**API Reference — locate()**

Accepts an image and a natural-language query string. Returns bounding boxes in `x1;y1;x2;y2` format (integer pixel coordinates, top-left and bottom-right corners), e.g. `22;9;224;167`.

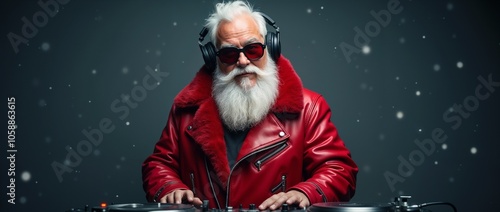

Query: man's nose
236;52;250;67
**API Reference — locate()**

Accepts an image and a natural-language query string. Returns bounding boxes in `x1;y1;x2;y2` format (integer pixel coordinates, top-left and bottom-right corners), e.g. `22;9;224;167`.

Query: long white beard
213;55;279;131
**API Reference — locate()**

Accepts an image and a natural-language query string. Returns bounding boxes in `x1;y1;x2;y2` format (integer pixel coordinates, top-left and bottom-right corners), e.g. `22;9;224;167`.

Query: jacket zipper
153;184;167;202
190;173;196;196
271;175;287;193
254;141;288;171
226;139;288;208
311;182;328;202
205;156;222;209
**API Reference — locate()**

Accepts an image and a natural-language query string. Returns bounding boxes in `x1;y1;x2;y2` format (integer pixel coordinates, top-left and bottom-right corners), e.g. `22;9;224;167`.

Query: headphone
198;12;281;72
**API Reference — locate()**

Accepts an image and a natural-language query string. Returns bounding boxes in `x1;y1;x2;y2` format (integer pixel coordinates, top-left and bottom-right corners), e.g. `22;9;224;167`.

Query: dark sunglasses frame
216;43;266;64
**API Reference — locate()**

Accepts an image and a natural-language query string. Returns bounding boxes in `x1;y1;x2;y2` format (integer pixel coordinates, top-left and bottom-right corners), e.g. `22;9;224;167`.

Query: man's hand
258;190;310;210
160;189;203;205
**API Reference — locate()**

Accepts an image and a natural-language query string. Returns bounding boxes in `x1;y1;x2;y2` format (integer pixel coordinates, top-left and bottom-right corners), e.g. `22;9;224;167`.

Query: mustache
215;65;273;84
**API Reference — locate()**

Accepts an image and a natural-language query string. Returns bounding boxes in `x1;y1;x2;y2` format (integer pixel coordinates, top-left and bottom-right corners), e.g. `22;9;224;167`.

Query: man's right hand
160;189;203;205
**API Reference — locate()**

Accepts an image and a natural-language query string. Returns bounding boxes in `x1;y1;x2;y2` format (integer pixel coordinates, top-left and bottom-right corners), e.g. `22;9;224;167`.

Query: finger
184;190;194;202
173;190;185;204
285;194;299;205
259;193;282;210
298;199;310;209
160;195;167;203
193;197;203;206
285;195;307;208
285;191;309;209
270;193;289;210
166;192;175;203
261;192;288;210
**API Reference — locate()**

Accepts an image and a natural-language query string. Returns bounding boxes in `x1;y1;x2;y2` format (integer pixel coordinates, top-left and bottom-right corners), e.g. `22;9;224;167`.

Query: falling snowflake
396;111;404;119
20;196;27;204
41;42;50;51
362;45;371;54
433;64;440;71
122;67;129;74
21;171;31;182
447;3;454;11
470;147;477;154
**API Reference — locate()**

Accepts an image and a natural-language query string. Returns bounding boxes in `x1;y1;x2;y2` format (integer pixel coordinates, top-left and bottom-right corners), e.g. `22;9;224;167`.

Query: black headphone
198;12;281;72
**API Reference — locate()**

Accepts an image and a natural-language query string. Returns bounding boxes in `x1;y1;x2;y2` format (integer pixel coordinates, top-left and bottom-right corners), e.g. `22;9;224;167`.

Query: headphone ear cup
200;42;217;72
266;32;281;62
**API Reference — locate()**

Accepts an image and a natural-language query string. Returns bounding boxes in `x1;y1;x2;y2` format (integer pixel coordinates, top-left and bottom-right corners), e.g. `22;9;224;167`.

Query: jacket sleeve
142;105;189;202
289;94;358;203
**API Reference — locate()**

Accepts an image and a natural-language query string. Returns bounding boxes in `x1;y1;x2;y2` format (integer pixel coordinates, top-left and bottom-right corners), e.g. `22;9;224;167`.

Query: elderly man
142;1;357;210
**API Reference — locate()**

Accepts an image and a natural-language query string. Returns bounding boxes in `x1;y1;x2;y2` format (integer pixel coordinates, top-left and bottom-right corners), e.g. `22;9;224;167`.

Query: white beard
213;55;279;131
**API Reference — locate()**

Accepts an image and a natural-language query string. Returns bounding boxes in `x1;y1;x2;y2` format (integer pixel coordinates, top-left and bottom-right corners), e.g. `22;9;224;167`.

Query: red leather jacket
142;56;358;208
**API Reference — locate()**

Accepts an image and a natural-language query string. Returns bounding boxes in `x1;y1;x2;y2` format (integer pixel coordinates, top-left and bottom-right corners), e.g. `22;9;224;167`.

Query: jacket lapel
237;113;290;161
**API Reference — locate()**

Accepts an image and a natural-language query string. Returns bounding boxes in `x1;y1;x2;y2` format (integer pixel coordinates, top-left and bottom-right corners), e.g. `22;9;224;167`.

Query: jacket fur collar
172;56;304;186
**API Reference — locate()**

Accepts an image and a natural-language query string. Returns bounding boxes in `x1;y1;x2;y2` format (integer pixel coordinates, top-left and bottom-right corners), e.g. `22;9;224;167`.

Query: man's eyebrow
244;38;260;45
220;43;237;48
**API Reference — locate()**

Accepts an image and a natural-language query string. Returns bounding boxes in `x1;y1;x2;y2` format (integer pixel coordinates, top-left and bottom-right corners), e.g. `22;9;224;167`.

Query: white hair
205;0;267;47
212;53;279;131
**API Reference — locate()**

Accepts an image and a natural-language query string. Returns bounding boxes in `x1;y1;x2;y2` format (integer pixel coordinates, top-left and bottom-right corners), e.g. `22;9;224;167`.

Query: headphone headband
259;12;279;33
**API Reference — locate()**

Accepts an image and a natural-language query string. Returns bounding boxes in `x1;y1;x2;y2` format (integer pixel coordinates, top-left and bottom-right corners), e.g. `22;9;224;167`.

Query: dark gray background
2;0;499;211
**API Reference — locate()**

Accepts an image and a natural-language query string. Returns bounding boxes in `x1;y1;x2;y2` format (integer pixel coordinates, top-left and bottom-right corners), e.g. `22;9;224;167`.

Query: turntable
96;203;196;212
83;201;304;212
308;202;395;212
307;196;457;212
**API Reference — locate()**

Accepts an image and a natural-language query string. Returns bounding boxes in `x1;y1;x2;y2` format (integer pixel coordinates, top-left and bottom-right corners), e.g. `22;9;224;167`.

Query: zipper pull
281;175;286;192
256;161;262;171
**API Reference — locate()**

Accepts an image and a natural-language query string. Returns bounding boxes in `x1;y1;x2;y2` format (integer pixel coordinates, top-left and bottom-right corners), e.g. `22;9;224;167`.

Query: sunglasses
216;43;266;64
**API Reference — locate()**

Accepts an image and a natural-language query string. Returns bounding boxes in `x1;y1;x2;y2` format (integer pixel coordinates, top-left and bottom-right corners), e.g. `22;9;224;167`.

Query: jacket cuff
289;182;327;204
152;181;189;202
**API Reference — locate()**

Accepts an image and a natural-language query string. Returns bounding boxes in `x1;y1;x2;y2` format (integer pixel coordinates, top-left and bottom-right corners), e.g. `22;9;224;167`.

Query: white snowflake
470;147;477;154
396;111;404;119
433;64;440;71
41;42;50;51
362;45;371;54
21;171;31;182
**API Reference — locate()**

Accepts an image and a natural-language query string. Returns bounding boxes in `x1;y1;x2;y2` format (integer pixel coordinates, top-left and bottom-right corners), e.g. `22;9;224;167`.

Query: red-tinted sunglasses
216;43;266;64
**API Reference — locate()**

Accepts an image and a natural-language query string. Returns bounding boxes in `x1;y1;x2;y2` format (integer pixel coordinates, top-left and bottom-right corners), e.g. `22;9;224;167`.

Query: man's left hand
258;190;310;210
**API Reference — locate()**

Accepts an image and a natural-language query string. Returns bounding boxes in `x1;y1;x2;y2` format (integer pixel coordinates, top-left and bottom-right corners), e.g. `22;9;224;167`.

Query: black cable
418;201;458;212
